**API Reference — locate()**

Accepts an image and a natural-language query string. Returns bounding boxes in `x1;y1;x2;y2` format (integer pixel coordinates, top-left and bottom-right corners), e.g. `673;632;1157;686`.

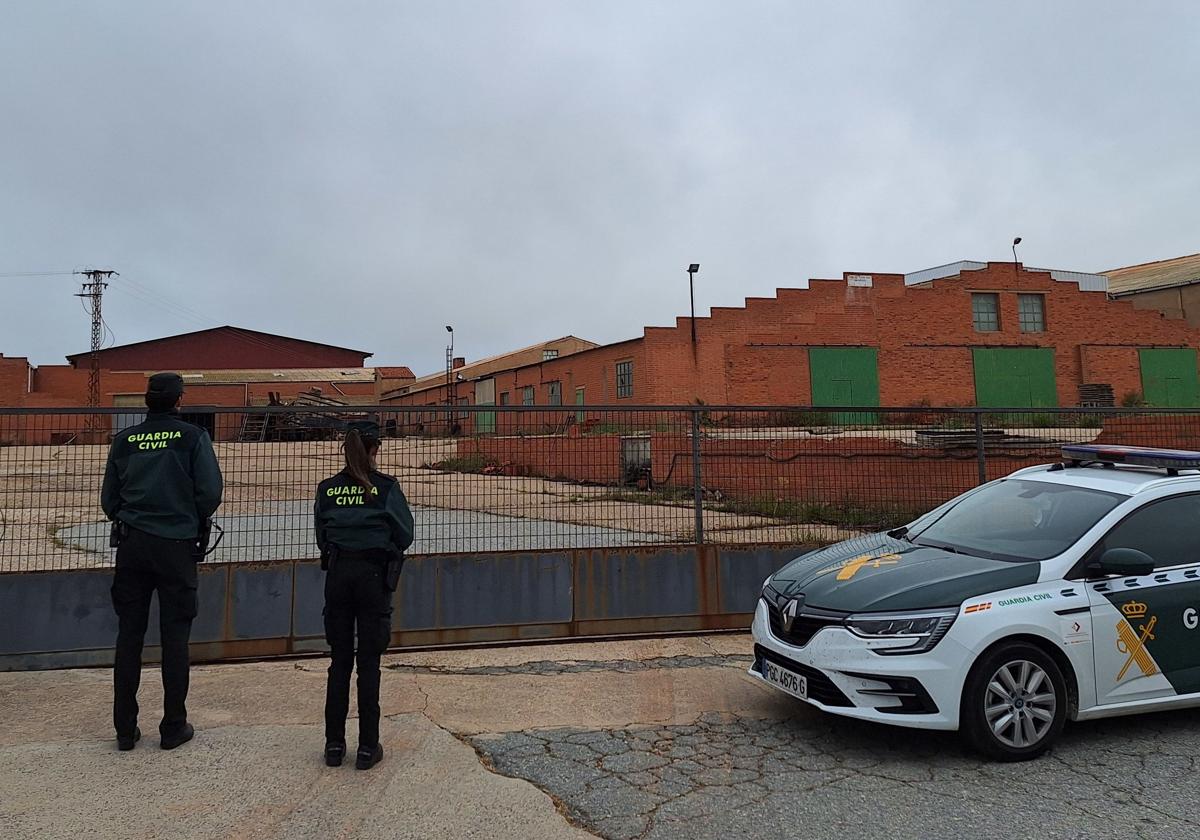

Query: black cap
346;419;381;440
146;372;185;399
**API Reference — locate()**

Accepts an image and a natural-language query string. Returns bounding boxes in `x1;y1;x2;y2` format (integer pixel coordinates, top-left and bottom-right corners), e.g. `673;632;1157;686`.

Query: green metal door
474;379;496;434
971;348;1057;407
575;387;586;422
808;348;879;423
1139;349;1200;407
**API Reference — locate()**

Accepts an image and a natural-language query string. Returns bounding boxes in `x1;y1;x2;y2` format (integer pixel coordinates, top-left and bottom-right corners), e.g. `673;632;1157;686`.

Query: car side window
1100;494;1200;571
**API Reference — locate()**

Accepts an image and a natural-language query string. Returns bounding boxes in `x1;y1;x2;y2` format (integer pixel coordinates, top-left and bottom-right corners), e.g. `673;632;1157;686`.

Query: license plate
761;659;808;700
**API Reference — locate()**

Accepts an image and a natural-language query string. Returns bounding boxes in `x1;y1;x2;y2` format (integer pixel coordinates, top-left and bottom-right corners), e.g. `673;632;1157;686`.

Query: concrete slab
0;717;592;840
0;660;425;748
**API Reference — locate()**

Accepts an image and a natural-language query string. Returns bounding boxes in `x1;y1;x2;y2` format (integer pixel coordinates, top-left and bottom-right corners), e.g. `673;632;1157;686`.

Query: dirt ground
0;438;850;571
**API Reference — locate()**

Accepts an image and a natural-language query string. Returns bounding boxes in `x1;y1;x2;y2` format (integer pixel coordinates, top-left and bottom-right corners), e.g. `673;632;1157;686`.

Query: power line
0;271;77;278
110;283;213;329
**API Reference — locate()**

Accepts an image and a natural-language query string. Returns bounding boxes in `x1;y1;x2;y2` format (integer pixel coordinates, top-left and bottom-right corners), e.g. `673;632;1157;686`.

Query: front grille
764;597;846;647
754;644;853;707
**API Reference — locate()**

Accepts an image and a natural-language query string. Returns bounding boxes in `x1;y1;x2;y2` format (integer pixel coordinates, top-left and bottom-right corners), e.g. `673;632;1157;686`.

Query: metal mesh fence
2;404;1198;572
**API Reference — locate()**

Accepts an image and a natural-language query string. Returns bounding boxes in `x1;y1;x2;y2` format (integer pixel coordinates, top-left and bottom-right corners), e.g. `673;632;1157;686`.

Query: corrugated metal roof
398;336;598;393
903;261;988;285
1105;253;1200;296
176;368;376;384
903;260;1107;291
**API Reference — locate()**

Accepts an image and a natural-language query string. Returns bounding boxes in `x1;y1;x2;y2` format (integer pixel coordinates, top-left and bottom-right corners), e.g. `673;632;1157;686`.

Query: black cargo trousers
323;551;399;749
111;526;198;740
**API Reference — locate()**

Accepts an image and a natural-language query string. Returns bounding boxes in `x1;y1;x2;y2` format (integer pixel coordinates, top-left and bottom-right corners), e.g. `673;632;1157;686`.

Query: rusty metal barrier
0;544;800;671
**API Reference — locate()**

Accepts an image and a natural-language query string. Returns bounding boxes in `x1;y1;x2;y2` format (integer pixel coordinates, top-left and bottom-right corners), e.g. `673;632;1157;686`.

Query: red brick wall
649;433;1056;507
1080;347;1143;405
450;430;1059;511
0;356;31;406
877;346;977;406
1095;415;1200;450
456;435;623;483
722;346;811;405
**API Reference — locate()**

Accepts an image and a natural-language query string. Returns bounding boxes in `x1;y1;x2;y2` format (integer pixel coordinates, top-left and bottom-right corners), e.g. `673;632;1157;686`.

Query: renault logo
782;597;803;632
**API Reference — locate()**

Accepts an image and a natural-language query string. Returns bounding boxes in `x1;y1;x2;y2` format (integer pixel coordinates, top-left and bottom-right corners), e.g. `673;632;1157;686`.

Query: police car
751;445;1200;761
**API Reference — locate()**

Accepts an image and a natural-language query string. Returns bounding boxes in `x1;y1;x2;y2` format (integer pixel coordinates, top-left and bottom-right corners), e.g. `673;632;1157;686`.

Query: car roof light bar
1061;444;1200;471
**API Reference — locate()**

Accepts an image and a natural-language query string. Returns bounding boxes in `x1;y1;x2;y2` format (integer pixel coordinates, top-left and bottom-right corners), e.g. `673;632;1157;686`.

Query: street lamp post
687;263;700;346
445;325;454;406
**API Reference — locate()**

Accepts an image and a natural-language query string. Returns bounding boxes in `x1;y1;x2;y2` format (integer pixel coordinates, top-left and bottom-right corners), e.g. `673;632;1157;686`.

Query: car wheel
961;642;1067;762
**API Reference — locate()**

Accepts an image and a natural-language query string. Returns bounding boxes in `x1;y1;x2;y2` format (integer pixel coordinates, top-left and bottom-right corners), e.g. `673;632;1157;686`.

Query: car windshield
909;479;1126;562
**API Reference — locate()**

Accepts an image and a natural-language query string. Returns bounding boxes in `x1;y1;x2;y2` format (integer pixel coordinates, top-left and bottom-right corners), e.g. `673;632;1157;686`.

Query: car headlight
844;609;956;655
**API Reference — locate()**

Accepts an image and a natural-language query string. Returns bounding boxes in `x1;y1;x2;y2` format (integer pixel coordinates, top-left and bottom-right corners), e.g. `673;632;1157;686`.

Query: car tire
961;641;1067;762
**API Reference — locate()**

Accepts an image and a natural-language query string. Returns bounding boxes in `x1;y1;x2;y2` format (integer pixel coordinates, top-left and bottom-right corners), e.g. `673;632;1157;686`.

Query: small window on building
499;391;510;406
542;349;559;361
547;381;562;406
616;360;634;399
971;293;1000;332
1018;294;1045;333
522;386;535;406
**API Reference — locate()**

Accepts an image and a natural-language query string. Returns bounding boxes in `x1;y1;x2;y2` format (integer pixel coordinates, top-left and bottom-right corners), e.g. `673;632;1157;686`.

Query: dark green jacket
314;469;414;556
101;411;224;540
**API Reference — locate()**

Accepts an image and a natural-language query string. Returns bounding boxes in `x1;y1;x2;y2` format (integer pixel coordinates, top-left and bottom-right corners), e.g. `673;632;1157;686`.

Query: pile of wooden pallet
237;389;352;442
1078;383;1115;408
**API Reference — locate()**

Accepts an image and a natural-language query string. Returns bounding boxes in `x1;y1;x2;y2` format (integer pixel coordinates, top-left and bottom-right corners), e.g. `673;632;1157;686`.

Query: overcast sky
2;2;1197;371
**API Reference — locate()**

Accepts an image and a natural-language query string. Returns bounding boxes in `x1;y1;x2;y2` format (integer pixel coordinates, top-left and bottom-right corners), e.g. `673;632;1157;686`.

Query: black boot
117;727;142;752
325;740;347;767
160;722;195;751
355;743;383;771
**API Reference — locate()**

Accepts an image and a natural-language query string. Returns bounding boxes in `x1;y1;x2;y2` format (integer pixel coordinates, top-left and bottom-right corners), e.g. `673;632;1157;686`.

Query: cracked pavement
473;711;1200;840
388;653;752;677
2;634;1199;839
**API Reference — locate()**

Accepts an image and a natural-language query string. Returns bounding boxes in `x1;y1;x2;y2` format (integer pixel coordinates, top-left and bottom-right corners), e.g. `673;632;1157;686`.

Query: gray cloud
2;1;1197;371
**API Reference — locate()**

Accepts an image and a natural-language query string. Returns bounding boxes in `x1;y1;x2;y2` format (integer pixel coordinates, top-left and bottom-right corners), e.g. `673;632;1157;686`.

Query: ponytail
344;429;376;494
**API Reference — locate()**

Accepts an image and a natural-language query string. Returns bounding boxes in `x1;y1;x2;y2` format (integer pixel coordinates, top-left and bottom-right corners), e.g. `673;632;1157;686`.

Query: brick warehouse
0;326;417;443
383;261;1200;427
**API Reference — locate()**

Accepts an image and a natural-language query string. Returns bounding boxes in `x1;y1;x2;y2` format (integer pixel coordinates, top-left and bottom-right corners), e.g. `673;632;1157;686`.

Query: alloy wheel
983;659;1057;749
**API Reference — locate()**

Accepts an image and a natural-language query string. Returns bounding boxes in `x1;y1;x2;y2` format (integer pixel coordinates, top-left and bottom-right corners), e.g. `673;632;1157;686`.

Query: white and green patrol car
751;445;1200;761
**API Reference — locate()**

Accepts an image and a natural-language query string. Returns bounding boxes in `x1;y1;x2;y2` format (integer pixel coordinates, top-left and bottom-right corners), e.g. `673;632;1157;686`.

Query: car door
1086;493;1200;707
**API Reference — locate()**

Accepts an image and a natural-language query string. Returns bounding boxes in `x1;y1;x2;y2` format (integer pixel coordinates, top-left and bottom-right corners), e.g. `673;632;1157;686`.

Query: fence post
691;408;705;545
974;411;987;485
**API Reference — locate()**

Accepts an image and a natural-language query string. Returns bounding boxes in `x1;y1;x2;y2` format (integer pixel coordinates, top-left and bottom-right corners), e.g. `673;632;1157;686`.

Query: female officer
314;420;414;770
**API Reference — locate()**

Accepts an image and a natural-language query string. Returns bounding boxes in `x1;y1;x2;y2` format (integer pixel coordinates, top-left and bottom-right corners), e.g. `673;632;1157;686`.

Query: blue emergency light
1061;444;1200;471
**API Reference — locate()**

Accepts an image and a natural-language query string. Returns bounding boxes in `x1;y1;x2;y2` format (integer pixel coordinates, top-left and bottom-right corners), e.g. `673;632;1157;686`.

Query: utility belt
321;544;404;591
109;518;224;562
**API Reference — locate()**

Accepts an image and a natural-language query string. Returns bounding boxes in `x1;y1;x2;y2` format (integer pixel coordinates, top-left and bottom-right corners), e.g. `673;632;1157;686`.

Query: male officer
101;372;223;751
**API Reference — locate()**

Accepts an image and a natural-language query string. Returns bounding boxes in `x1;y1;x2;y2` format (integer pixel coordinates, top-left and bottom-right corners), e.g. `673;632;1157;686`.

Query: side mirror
1095;547;1155;578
